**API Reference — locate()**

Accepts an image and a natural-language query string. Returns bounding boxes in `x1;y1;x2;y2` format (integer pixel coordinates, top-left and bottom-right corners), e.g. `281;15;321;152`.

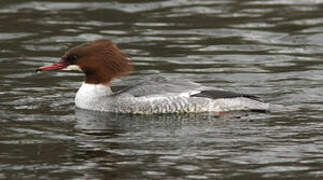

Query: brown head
37;39;133;85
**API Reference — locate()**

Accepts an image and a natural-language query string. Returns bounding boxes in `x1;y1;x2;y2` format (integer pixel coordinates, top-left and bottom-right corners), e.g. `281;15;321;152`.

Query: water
1;0;323;179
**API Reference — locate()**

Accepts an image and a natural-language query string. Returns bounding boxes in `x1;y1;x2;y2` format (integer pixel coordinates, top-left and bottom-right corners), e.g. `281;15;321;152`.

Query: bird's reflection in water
71;109;270;177
74;109;259;138
73;109;221;161
74;109;223;136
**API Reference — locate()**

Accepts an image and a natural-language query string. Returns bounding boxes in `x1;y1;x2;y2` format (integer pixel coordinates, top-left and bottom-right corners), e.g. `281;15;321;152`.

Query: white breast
75;82;113;110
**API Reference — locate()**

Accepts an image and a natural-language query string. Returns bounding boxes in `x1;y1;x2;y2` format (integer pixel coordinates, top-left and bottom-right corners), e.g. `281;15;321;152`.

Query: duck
36;39;279;114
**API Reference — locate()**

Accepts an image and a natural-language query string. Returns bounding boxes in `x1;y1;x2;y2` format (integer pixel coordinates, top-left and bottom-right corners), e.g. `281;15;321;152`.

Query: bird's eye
67;55;78;62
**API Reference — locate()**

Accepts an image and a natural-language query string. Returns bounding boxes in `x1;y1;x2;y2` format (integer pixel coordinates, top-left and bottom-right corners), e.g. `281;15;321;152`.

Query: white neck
75;82;113;110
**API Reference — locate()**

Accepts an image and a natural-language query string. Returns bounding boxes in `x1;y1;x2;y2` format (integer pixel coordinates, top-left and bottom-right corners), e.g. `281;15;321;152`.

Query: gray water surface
1;0;323;179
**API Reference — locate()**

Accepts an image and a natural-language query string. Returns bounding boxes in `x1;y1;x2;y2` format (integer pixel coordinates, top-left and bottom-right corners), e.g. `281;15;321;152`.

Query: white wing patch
179;90;201;97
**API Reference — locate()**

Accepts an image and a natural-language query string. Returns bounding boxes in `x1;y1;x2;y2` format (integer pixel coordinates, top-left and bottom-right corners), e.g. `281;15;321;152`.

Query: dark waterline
1;0;323;179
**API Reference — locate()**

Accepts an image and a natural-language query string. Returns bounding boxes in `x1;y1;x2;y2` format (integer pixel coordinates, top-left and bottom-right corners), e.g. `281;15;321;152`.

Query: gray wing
114;76;262;102
191;90;263;102
114;76;207;97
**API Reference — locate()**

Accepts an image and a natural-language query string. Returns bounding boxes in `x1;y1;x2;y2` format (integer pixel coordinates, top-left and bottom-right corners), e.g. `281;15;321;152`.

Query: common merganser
36;39;278;114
